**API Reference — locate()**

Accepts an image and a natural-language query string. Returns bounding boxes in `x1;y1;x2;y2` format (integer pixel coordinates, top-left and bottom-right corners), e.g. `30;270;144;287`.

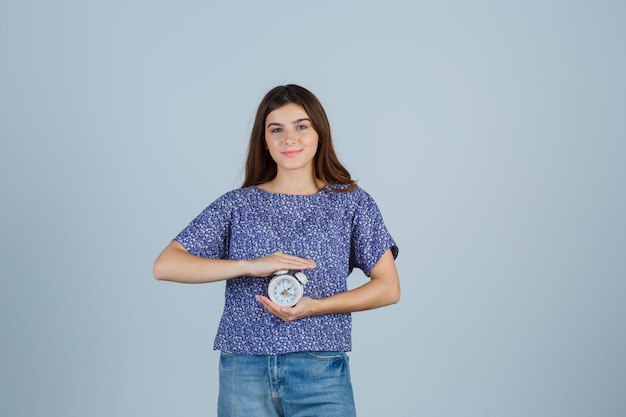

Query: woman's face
264;103;319;176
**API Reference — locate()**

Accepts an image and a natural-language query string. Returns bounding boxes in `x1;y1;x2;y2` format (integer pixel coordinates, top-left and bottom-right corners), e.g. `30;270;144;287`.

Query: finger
256;296;296;322
255;295;281;313
272;252;316;267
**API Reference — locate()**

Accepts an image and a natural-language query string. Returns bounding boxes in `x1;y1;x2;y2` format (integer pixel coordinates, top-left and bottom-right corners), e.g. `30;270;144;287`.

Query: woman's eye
271;127;282;133
296;125;308;130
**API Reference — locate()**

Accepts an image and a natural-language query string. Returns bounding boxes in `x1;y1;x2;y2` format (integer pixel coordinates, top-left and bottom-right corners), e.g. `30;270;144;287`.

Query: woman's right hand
154;242;316;283
245;251;316;277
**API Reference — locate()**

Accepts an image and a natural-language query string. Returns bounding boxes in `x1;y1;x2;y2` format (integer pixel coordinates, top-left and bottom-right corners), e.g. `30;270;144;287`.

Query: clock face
268;275;303;307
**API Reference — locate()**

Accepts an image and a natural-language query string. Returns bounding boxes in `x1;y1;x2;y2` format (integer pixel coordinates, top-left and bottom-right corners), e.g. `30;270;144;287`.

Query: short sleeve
174;193;233;259
350;190;398;276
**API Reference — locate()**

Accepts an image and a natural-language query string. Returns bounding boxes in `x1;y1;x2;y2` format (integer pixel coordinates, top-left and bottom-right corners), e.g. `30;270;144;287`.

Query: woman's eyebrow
267;118;310;128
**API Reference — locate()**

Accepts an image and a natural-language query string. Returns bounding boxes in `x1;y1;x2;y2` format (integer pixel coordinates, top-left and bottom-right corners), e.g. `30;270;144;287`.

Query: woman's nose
285;130;297;143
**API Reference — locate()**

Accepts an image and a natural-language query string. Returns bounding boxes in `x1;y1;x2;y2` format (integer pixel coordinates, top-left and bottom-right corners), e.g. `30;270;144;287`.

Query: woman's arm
256;248;400;320
153;240;317;284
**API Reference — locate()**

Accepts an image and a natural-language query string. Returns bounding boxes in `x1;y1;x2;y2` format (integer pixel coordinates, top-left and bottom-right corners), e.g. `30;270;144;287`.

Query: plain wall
1;1;625;416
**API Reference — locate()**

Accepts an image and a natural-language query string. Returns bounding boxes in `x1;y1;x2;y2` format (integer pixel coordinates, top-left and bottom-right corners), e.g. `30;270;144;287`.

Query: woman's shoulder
326;183;372;200
322;184;380;212
200;187;256;211
214;186;259;201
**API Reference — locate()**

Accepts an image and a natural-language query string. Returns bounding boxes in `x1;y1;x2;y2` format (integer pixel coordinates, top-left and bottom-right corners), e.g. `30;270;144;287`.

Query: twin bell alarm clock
268;270;308;307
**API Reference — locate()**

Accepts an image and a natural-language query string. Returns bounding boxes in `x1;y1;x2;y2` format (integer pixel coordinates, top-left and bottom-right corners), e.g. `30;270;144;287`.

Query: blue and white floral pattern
175;185;398;355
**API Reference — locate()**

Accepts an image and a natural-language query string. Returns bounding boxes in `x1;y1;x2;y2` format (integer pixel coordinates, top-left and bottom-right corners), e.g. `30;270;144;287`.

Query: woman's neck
259;172;325;195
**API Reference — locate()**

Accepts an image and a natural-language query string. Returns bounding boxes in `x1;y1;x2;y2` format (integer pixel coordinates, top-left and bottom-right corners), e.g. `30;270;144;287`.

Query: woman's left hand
255;248;400;321
255;295;316;322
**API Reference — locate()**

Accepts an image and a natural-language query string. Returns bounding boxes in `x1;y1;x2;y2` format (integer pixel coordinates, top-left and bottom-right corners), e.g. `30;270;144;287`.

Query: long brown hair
242;85;356;192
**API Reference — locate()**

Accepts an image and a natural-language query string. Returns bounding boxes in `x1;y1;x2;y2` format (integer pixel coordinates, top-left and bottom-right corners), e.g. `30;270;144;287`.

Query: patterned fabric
175;185;398;355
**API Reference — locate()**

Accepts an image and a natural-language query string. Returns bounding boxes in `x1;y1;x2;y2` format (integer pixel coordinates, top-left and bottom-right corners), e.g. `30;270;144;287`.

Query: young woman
153;84;400;417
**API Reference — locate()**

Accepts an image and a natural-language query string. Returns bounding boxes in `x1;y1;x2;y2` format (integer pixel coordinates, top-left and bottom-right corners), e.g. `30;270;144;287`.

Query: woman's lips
282;150;301;158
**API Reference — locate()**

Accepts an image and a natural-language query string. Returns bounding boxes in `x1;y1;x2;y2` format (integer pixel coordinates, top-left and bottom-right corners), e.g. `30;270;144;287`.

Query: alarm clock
268;270;309;307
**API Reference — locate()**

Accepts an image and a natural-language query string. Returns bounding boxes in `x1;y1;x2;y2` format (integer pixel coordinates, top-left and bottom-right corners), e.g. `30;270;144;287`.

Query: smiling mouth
282;150;301;158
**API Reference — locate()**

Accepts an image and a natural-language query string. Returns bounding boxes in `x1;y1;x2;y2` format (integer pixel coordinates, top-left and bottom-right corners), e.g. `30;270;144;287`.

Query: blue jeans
218;351;356;417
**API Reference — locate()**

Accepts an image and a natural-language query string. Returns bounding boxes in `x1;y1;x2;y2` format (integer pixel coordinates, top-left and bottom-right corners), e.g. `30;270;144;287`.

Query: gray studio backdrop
1;1;624;416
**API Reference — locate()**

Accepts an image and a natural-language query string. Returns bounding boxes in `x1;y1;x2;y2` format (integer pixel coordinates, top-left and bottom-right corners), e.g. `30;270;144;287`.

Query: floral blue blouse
175;185;398;355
